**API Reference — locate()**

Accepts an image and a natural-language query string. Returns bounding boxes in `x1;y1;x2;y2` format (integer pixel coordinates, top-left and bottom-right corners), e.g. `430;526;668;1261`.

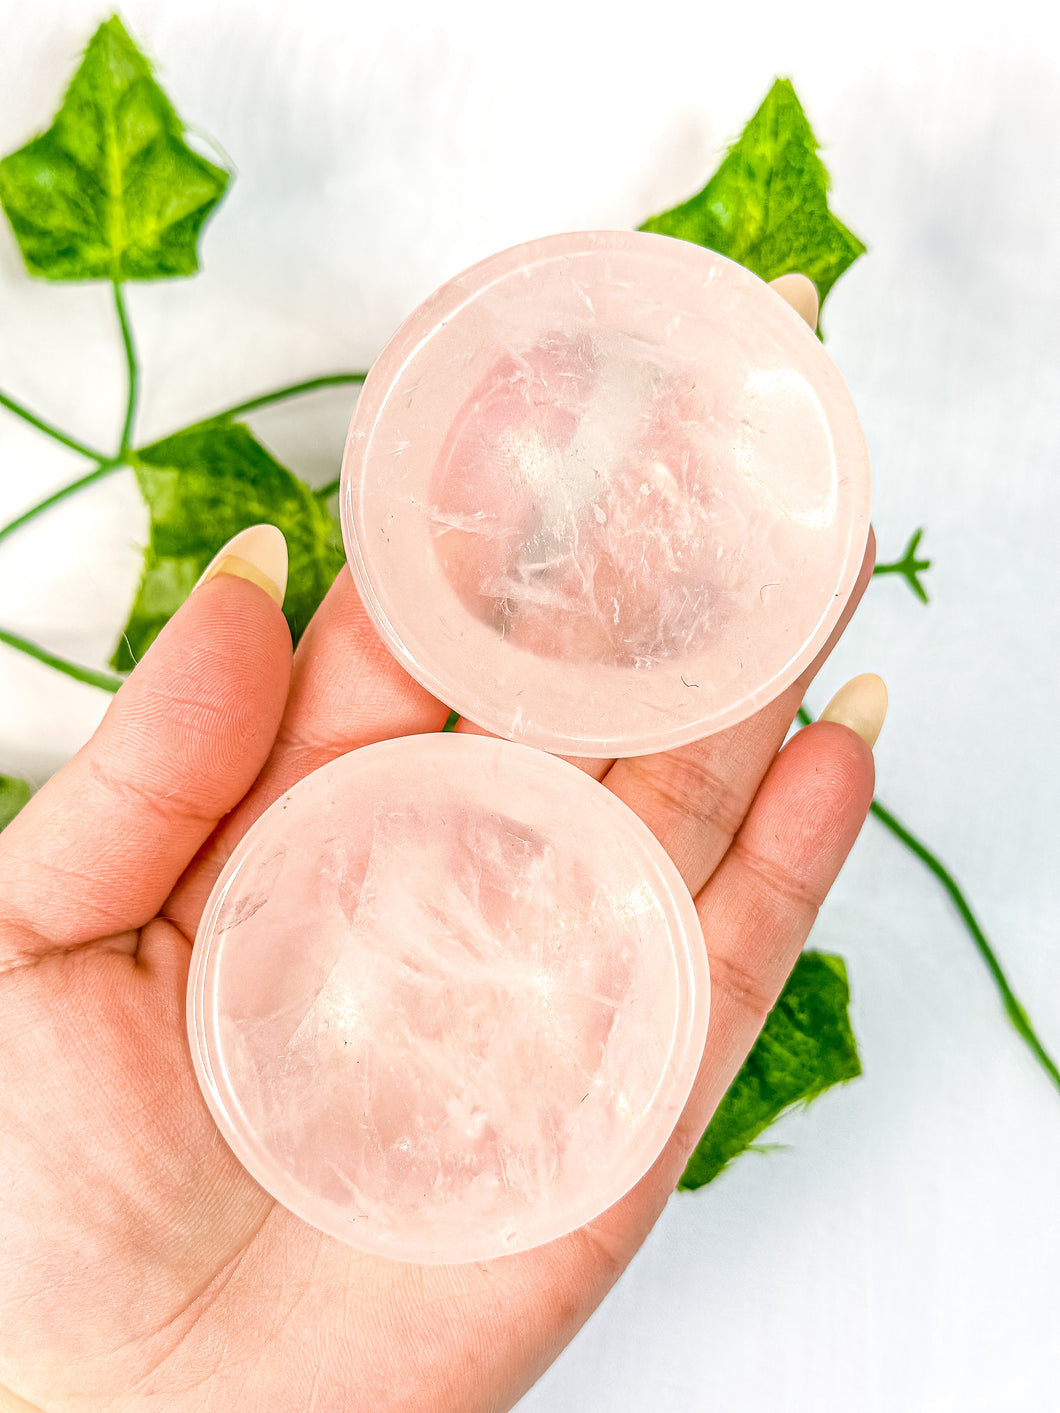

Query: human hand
0;280;882;1413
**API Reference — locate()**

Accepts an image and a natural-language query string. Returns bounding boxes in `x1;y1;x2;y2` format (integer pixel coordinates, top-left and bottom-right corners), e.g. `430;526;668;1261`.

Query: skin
0;273;874;1413
0;534;875;1413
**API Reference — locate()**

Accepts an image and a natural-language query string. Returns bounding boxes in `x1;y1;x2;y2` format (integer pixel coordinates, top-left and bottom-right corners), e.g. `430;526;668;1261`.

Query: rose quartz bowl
340;230;871;757
187;733;709;1264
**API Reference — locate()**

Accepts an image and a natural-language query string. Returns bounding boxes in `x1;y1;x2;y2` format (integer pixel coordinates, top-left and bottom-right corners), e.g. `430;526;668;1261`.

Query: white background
1;1;1057;1408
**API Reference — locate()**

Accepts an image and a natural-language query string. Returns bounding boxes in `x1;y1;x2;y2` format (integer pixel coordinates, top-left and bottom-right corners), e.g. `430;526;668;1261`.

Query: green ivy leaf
680;950;861;1190
0;775;32;832
112;423;343;671
0;15;229;281
640;78;865;317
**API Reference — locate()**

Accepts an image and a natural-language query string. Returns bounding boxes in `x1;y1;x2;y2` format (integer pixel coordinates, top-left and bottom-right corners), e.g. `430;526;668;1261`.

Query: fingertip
769;272;819;329
819;673;888;750
132;571;294;773
0;565;296;950
730;715;875;893
785;712;876;840
197;523;289;607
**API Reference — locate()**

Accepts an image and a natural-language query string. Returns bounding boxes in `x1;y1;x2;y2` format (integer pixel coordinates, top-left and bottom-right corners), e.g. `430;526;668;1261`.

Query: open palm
0;303;878;1411
0;551;875;1412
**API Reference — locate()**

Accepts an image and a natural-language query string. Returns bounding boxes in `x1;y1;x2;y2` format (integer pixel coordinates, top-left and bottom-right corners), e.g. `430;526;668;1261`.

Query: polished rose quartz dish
340;230;871;757
188;734;709;1264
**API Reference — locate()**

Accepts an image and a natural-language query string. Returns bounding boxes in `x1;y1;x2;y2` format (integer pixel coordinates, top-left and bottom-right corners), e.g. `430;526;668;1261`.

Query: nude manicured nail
819;673;888;749
769;272;819;330
197;524;288;607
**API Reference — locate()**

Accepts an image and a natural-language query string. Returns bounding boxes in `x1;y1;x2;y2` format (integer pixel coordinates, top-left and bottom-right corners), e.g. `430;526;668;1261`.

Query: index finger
165;568;450;936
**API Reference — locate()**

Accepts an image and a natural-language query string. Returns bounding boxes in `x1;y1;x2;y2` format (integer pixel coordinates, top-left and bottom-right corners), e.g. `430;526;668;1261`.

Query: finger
164;567;451;936
0;527;293;962
568;707;878;1288
265;567;451;792
770;271;820;329
667;714;877;1177
604;526;876;894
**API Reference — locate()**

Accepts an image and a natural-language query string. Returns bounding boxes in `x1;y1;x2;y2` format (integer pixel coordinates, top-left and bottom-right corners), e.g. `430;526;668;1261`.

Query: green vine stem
0;372;368;546
0;627;124;694
195;371;367;426
873;527;931;603
798;703;1060;1095
0;388;107;462
112;280;139;455
0;459;119;546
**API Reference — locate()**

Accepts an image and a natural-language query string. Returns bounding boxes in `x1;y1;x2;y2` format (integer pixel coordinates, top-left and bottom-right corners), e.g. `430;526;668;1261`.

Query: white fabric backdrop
0;1;1057;1408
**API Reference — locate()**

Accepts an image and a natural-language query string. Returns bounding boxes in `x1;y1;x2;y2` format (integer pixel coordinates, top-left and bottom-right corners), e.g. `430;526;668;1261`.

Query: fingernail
769;272;819;330
819;673;888;749
196;524;288;607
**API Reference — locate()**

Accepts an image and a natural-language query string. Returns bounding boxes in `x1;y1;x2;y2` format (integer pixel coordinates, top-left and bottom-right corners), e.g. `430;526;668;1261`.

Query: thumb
0;526;293;962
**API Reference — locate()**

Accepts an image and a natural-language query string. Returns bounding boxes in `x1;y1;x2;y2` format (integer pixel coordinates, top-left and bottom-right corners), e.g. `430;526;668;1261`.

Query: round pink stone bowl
340;230;871;758
188;733;709;1264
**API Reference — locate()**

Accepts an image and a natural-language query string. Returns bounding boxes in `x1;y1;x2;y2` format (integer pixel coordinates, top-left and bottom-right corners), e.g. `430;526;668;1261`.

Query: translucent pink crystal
188;734;708;1263
340;230;871;757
